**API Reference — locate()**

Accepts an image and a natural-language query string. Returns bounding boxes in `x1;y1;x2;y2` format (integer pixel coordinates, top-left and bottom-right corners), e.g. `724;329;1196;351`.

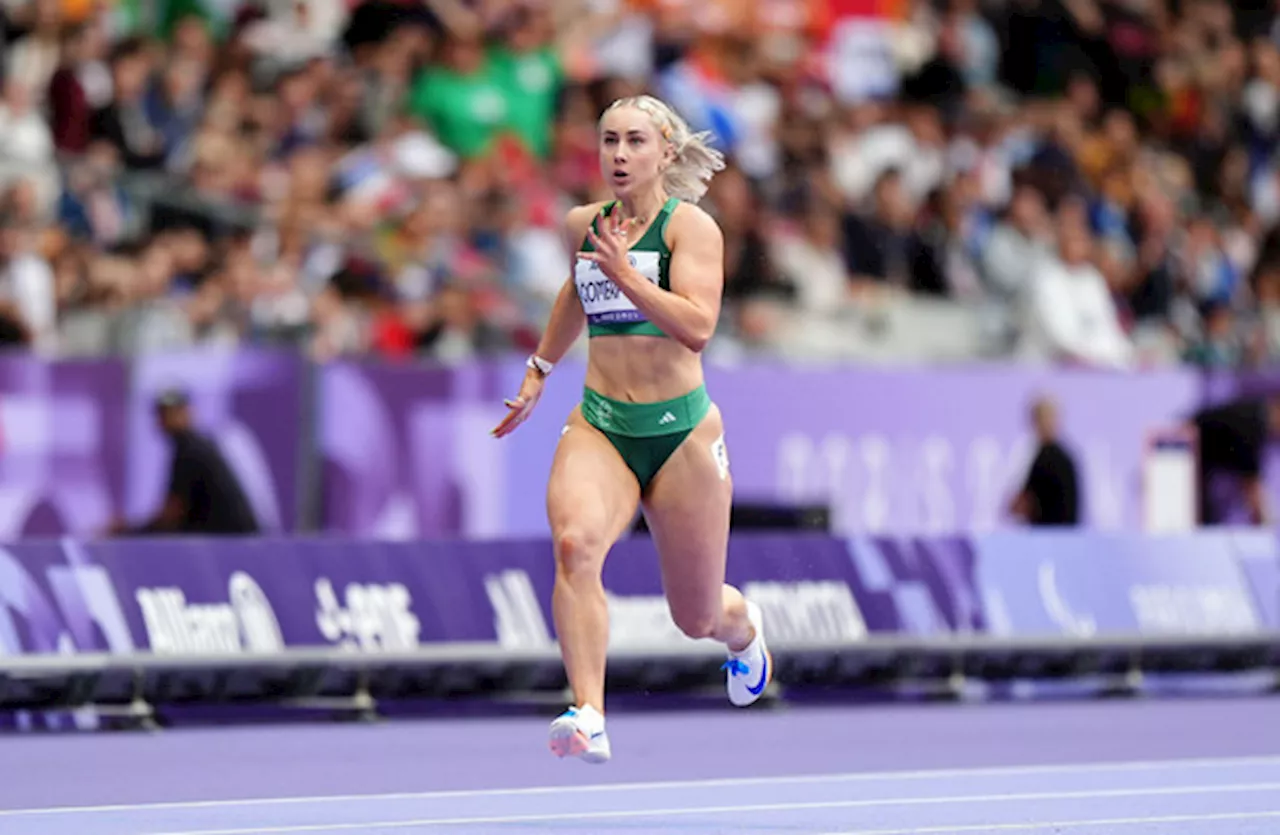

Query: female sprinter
491;95;771;764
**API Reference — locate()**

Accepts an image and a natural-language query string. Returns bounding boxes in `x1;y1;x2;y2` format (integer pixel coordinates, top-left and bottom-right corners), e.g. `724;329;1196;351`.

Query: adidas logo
658;411;676;425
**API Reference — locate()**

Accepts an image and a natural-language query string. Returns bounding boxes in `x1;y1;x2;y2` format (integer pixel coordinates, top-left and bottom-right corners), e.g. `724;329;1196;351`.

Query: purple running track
1;697;1278;834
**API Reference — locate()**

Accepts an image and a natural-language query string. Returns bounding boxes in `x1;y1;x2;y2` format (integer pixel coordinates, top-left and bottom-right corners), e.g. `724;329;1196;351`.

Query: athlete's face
598;106;670;199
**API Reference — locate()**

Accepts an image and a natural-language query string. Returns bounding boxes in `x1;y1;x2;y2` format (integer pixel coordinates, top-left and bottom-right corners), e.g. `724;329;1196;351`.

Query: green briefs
580;384;712;491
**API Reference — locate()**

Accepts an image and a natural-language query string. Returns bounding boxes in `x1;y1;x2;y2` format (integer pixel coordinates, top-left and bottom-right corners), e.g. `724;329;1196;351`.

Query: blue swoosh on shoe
746;653;769;695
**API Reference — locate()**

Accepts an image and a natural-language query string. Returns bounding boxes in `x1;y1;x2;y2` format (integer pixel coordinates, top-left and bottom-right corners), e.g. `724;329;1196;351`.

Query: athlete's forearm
534;279;587;363
612;265;715;352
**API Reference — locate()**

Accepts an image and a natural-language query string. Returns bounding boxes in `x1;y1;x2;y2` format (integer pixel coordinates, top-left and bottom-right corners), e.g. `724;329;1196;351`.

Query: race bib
575;251;661;324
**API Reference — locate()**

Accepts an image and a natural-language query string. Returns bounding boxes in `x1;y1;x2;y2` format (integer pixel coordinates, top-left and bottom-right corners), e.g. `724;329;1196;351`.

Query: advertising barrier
0;357;128;540
0;351;304;541
0;531;1273;662
317;358;1211;539
7;351;1280;539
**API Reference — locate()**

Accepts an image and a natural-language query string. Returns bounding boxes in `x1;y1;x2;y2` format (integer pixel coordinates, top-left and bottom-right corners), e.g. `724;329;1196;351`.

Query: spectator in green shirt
408;2;565;163
408;28;509;160
487;3;564;161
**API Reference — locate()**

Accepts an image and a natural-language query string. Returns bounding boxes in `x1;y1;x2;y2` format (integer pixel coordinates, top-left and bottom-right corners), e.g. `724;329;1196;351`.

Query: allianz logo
136;571;284;655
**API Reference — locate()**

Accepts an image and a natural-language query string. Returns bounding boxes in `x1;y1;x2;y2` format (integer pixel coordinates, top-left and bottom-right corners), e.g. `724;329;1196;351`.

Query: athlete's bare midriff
583;333;706;404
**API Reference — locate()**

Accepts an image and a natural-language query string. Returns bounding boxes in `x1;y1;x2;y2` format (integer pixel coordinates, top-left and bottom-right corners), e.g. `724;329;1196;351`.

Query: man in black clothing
112;389;260;536
1190;395;1280;526
1010;396;1080;526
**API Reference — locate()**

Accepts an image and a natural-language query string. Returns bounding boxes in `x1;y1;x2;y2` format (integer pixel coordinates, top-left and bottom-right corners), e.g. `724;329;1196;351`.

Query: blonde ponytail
603;95;726;204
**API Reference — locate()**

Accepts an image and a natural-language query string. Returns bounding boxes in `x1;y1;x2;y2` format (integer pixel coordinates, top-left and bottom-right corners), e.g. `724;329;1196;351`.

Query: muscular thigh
641;404;733;613
547;407;641;559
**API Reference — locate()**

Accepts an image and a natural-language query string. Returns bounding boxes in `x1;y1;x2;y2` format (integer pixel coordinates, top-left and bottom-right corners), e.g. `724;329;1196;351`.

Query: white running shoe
548;704;611;764
724;600;772;707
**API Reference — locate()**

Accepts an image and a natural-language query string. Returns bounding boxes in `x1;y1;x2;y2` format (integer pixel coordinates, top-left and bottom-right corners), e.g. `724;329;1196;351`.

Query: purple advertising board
0;531;1272;666
969;531;1266;637
1230;530;1280;630
315;358;1205;539
3;350;1280;542
0;357;128;541
493;360;1204;538
317;361;510;540
0;351;305;540
1;530;1275;728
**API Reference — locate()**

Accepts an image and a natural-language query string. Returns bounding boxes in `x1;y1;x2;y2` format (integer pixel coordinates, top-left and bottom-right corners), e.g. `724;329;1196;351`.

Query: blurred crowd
2;0;1280;368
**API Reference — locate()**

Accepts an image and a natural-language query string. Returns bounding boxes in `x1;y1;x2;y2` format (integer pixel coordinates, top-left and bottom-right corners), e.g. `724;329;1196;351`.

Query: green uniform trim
580;384;712;490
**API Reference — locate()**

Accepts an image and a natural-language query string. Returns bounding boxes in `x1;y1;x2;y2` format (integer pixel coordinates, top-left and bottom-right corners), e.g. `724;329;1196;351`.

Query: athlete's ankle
718;605;755;652
725;623;755;654
575;701;605;717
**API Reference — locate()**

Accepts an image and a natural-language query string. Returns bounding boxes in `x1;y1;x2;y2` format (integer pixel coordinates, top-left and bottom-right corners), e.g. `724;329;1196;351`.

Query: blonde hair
602;95;726;204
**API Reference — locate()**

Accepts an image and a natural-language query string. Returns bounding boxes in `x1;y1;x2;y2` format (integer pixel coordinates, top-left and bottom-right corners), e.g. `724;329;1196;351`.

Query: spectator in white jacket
1018;215;1135;369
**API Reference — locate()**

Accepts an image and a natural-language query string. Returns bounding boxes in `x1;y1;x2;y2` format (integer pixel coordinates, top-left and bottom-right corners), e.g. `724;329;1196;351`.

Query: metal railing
3;631;1278;728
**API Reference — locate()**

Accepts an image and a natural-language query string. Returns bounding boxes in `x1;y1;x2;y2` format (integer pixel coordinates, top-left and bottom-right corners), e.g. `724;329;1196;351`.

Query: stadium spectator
1189;392;1280;526
0;213;57;353
92;37;166;171
1018;199;1136;368
842;166;950;296
1009;395;1081;527
1183;299;1246;367
0;0;1279;368
981;181;1053;307
107;388;260;536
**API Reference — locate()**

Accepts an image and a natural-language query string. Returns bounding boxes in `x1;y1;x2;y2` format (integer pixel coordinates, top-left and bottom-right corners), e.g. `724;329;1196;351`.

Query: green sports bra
573;197;678;338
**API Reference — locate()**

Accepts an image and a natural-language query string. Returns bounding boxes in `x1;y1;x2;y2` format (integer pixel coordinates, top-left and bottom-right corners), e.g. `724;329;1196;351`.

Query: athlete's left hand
578;209;638;280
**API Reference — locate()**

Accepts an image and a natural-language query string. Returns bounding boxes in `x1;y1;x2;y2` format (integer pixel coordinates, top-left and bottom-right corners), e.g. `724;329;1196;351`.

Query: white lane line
146;781;1280;834
5;754;1280;817
821;810;1280;834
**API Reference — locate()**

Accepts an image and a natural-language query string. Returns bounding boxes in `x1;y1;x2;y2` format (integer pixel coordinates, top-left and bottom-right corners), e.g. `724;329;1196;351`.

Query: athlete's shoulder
667;200;723;245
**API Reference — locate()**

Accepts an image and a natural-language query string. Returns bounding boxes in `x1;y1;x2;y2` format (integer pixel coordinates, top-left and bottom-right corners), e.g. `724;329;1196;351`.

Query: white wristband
527;355;553;377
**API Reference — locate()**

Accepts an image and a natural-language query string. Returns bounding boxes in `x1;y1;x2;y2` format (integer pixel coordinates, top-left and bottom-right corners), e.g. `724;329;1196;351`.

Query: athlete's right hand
491;371;545;438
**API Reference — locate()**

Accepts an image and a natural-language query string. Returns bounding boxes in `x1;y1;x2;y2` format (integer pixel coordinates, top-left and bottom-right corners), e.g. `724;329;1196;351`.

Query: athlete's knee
553;527;607;584
670;607;719;640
